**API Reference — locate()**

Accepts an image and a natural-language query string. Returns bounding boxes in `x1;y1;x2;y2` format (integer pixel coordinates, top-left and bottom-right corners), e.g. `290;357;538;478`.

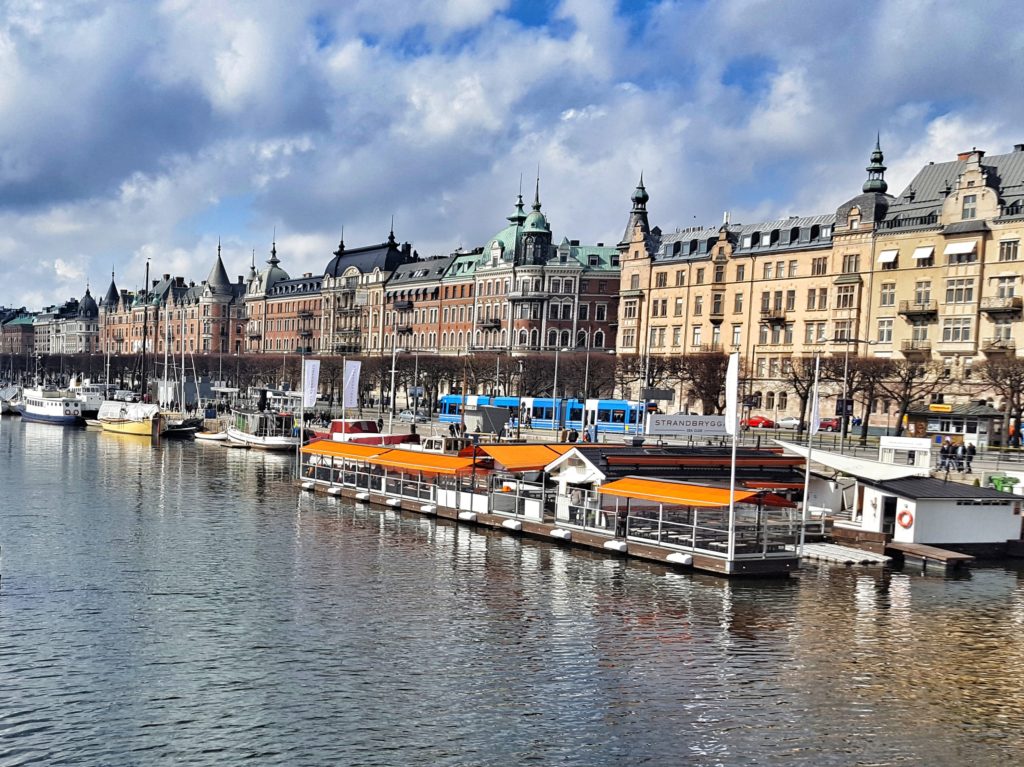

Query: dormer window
847;208;860;229
962;194;977;220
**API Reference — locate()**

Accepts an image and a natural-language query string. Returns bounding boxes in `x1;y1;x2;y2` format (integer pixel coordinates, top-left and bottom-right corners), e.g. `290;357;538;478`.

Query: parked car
741;415;775;429
397;409;429;423
777;416;804;429
817;417;840;432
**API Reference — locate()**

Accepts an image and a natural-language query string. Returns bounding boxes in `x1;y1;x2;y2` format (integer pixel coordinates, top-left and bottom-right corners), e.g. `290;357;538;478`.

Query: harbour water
1;419;1023;766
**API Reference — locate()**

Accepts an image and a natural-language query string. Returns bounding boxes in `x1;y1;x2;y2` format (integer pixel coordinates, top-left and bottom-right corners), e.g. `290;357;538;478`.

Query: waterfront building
617;141;1024;427
1;313;37;357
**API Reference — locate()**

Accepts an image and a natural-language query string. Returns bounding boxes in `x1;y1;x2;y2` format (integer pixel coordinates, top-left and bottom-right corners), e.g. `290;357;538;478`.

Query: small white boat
226;409;299;451
195;430;229;442
17;386;83;425
1;385;20;415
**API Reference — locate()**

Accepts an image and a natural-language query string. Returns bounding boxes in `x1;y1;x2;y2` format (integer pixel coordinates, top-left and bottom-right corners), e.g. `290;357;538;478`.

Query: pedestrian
955;441;966;472
377;417;384;432
448;422;456;438
615;506;628;538
567;427;578;443
966;442;976;473
939;439;951;470
525;413;532;430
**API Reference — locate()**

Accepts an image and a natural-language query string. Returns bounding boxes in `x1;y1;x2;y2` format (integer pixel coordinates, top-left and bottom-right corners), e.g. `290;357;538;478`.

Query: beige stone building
617;141;1024;423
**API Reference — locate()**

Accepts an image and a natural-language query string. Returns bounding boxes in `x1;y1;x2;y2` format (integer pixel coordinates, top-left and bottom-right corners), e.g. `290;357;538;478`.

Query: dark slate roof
885;147;1024;225
324;237;413;277
206;251;232;292
79;288;98;318
388;256;453;286
266;274;322;298
102;275;119;308
859;476;1015;501
943;220;990;235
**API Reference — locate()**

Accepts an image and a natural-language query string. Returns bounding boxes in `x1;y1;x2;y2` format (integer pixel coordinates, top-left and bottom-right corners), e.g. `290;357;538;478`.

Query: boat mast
162;301;170;407
181;305;187;409
140;259;150;400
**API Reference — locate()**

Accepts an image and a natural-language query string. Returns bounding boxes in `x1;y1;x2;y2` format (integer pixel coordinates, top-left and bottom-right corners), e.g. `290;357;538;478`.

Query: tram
437;395;648;433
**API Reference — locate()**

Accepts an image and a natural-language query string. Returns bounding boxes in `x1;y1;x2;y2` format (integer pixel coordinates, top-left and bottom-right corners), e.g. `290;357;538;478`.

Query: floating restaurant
298;440;815;576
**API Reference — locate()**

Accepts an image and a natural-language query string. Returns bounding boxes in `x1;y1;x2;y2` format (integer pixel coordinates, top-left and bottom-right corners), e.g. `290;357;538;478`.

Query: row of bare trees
11;351;1024;439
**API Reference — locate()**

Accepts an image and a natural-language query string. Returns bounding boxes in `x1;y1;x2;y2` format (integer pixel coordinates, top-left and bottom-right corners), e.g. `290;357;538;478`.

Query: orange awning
369;449;479;475
599;477;758;507
480;444;562;472
301;440;388;459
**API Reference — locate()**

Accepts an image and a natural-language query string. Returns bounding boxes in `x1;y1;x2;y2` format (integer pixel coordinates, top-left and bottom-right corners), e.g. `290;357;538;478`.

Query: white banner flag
724;352;739;435
302;359;321;408
343;360;361;409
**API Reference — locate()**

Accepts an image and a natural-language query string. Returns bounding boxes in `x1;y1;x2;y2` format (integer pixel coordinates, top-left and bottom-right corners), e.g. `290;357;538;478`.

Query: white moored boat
17;387;83;425
226;409;300;451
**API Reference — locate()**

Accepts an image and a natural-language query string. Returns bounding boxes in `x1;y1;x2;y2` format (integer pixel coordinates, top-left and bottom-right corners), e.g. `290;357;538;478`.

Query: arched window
530;329;539;347
576;330;588;347
777;391;788;410
765;391;776;410
560;330;570;347
593;331;604;348
519;329;528;346
547;329;558;348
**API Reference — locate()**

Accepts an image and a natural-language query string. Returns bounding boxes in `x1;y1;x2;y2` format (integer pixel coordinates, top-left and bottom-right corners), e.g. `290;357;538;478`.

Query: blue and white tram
437;395;647;434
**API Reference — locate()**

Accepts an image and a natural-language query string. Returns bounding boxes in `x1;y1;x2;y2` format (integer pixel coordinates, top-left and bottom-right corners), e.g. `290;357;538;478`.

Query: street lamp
388;343;405;433
832;335;877;454
550;346;562;434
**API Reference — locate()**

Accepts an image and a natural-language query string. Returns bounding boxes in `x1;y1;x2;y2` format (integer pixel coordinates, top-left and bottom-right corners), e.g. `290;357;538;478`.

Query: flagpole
296;350;304;479
725;352;739;566
799;354;821;558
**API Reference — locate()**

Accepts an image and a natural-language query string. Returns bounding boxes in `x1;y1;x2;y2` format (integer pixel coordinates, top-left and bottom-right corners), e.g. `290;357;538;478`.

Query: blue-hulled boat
17;386;83;425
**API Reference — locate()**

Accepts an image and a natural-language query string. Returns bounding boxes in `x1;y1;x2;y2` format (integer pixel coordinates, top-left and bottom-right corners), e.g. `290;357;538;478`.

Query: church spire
863;134;888;194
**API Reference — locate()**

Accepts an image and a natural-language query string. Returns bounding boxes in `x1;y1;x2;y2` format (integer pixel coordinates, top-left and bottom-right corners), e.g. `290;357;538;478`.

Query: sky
1;0;1023;309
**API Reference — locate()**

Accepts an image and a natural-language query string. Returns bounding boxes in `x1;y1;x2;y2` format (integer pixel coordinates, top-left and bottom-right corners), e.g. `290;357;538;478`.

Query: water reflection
0;420;1022;766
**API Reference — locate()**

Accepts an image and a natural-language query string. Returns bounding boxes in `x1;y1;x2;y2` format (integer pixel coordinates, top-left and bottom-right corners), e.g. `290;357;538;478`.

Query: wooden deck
300;481;800;577
885;541;975;572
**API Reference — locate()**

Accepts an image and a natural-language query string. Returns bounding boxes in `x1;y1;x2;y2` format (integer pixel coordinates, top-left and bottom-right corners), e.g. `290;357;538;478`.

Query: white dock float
301;481;316;491
327;486;344;496
550;528;572;541
386;498;402;508
603;540;627;553
792;543;891;565
354;492;369;502
666;552;694;566
419;504;436;515
457;511;477;522
501;519;523;531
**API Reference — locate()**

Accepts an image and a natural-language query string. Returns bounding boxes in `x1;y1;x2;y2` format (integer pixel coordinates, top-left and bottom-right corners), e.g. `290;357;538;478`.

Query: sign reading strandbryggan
647;414;727;437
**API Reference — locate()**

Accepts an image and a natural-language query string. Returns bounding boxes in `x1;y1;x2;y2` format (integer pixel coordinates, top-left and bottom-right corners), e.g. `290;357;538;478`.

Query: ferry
226;409;300;451
17;386;83;425
67;382;111;419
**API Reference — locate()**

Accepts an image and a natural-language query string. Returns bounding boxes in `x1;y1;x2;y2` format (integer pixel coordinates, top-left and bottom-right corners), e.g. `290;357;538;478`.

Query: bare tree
975;357;1024;443
876;359;944;436
777;356;821;433
675;353;730;414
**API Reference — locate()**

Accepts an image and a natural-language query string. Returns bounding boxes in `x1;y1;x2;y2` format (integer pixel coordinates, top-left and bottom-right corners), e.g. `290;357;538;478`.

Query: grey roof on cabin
907;402;1003;418
885;147;1024;225
859;476;1015;501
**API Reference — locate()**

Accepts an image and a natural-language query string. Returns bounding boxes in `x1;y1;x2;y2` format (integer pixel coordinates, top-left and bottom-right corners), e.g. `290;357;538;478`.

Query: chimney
957;148;985;161
1014;144;1024;153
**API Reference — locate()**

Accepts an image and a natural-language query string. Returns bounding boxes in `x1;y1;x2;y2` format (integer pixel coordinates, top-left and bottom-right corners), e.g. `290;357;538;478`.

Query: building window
836;285;856;309
596;304;607;321
962;194;977;220
993;318;1013;341
842;254;860;273
947;246;978;265
734;292;744;313
880;282;895;307
811;257;828;276
691;325;702;347
712;293;724;315
674;297;684;316
623;301;637;320
758;324;769;344
672;326;682;347
629;274;640;290
877;318;893;343
594;331;605;348
999;240;1019;262
785;290;796;311
996;276;1017;298
807;288;817;311
655;272;667;288
736;264;745;282
578;303;589;320
834;320;852;341
763;263;773;280
942;317;972;342
714;264;725;283
696;268;705;285
945;278;975;304
675;270;685;286
693;296;703;316
732;324;742;347
914;281;931;304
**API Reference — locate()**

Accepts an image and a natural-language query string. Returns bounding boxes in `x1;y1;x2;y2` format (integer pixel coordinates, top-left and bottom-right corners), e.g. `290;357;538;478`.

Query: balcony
477;317;501;330
901;340;932;356
508;289;548;301
298;310;314;319
709;308;725;324
760;309;787;324
396;325;414;334
394;300;413;311
898;300;938;317
299;329;313;338
334;343;361;354
693;343;724;354
983;338;1016;354
338;327;361;335
247;329;262;338
980;296;1023;314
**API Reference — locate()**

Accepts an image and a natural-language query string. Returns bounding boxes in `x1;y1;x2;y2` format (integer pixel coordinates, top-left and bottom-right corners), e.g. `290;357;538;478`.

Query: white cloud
54;258;84;282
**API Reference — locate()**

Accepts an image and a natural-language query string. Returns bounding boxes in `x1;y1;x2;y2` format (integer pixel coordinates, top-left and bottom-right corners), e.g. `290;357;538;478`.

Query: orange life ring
897;510;914;529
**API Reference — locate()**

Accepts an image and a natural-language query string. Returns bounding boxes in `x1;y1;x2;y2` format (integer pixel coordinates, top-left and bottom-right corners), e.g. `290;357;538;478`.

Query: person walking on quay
955;441;966;472
939;439;952;471
966;442;976;474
